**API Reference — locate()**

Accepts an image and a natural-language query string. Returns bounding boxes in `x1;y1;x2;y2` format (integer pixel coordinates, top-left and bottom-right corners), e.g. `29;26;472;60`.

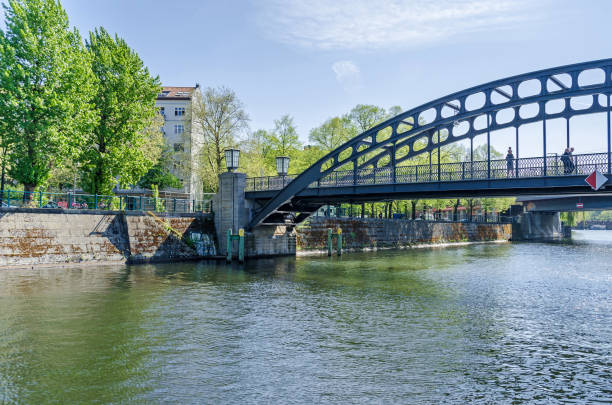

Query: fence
0;190;213;213
246;152;609;192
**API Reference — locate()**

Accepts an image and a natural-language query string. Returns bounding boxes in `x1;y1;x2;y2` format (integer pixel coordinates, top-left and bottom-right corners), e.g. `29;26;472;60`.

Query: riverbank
0;208;215;267
296;217;512;253
296;239;509;256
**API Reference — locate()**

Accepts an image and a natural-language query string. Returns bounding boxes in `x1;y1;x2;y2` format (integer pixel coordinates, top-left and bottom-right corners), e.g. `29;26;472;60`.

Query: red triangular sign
585;170;608;191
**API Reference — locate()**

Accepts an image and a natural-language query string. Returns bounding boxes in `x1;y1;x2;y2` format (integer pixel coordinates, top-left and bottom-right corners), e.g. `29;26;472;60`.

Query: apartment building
156;85;203;199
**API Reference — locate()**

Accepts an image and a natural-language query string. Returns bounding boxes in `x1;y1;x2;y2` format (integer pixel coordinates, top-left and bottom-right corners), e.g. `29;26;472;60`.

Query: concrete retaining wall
244;226;296;258
0;208;214;267
296;217;512;251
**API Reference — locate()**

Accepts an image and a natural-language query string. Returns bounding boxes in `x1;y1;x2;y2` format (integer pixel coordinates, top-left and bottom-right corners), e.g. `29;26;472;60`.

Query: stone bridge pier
513;211;564;241
213;172;296;259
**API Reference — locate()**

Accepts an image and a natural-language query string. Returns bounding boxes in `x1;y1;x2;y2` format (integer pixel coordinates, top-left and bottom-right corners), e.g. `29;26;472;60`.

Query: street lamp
224;149;240;172
276;156;290;176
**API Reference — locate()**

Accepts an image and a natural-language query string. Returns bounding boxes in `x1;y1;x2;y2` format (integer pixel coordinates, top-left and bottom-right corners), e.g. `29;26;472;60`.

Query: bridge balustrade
245;152;609;192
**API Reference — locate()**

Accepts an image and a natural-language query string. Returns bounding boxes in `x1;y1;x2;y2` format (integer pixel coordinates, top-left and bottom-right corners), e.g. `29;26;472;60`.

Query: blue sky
10;0;612;156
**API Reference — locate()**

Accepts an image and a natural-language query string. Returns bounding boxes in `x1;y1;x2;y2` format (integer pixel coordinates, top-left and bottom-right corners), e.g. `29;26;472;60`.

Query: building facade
155;85;203;199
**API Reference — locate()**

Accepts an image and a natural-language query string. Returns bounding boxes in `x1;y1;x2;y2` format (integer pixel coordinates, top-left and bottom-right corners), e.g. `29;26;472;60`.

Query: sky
7;0;612;157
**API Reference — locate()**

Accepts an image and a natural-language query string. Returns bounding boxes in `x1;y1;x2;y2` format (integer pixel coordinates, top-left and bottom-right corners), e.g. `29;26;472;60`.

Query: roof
157;86;199;100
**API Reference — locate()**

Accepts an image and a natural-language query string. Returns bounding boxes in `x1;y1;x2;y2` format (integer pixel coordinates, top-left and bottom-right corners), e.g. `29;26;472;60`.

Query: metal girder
248;59;612;229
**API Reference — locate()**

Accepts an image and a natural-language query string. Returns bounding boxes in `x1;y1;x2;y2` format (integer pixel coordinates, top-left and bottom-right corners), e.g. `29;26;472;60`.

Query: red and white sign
585;170;608;191
576;202;584;209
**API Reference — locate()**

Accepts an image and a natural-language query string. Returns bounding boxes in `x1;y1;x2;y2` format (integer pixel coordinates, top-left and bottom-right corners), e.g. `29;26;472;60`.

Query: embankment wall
296;217;512;251
0;208;214;267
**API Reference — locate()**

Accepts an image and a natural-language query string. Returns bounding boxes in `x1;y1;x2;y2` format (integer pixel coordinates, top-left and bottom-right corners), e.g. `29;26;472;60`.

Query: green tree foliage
78;27;163;195
0;0;96;195
345;104;387;132
240;129;271;177
308;116;355;152
194;86;249;192
137;146;182;190
263;115;302;167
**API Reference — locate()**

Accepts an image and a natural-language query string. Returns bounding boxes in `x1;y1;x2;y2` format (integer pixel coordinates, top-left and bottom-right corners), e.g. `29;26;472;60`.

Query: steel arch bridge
247;59;612;229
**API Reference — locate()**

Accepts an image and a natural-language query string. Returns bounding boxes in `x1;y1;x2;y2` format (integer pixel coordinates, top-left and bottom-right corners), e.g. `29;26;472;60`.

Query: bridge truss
248;59;612;229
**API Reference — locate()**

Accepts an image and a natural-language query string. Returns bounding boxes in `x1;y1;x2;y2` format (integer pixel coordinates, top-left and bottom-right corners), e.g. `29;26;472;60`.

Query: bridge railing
245;152;609;192
0;190;213;213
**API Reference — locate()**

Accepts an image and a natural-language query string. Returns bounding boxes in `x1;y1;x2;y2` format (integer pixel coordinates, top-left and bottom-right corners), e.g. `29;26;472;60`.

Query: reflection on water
0;235;611;403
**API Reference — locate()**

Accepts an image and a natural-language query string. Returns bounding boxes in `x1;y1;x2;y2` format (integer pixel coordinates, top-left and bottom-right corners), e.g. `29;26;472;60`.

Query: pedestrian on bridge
506;147;515;177
562;148;571;174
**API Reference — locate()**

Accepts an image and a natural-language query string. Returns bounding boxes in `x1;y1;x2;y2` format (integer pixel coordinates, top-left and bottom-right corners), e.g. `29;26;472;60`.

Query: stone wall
244;226;296;258
0;208;215;267
296;217;512;251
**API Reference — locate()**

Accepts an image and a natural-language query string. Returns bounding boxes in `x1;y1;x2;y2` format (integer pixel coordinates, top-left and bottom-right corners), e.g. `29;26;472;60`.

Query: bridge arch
249;59;612;229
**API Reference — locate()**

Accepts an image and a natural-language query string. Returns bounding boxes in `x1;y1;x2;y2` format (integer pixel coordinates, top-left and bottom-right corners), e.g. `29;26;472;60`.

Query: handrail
246;152;608;192
0;190;213;213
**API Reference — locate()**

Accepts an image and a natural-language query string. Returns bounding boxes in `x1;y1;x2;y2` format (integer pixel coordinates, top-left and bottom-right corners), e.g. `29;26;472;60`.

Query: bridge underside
517;193;612;211
246;176;610;225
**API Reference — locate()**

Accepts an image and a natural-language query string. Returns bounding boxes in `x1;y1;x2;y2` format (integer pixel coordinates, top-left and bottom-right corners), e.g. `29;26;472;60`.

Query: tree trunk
469;200;473;222
453;199;460;222
411;201;417;220
24;183;36;202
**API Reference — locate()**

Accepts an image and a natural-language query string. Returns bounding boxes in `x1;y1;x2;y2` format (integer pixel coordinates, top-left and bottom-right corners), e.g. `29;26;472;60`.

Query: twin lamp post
224;148;290;176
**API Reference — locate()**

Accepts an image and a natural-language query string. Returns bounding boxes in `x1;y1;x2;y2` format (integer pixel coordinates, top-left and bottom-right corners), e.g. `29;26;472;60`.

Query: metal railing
246;152;609;192
0;190;213;213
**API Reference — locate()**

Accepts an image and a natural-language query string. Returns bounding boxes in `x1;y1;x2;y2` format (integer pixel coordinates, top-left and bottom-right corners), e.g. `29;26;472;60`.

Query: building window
176;92;189;97
174;143;184;152
174;124;184;134
159;91;170;97
159;107;165;115
175;107;185;116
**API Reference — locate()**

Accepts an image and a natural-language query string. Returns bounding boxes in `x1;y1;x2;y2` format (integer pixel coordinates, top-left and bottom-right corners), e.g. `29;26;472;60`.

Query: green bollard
337;228;342;256
39;191;43;208
7;190;10;208
328;228;333;257
226;229;232;262
238;228;245;263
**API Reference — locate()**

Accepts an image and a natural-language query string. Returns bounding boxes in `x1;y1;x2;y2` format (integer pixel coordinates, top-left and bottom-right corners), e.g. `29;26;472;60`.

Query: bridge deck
246;152;611;202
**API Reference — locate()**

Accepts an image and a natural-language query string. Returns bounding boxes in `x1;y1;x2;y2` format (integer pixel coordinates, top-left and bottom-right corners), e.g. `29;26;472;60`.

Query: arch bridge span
248;59;612;228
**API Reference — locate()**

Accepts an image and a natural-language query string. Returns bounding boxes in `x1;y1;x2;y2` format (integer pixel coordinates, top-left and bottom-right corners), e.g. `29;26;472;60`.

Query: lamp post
276;156;290;187
224;149;240;172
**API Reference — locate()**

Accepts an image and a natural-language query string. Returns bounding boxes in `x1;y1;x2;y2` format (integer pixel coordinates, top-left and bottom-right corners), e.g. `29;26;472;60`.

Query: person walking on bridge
562;148;571;174
505;147;515;177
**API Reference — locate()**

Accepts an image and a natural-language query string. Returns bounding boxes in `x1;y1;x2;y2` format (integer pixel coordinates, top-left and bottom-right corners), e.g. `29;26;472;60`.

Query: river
0;231;611;404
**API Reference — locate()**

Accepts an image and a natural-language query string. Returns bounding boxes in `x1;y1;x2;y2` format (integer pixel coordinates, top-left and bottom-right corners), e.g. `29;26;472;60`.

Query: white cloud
332;60;361;92
255;0;537;50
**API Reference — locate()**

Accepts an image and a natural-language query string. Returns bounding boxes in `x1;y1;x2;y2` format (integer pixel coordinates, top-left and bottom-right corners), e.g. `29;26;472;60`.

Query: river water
0;231;611;404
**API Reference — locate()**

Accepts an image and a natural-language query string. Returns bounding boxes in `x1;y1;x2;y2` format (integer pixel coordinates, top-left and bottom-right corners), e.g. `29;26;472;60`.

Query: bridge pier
513;212;564;241
213;171;296;259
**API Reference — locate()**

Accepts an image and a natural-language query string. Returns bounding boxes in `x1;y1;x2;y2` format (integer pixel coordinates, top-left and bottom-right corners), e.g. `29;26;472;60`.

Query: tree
0;0;96;196
194;86;249;192
137;146;182;190
308;116;355;152
78;27;163;195
263;115;302;168
473;144;503;161
241;129;272;177
345;104;387;133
